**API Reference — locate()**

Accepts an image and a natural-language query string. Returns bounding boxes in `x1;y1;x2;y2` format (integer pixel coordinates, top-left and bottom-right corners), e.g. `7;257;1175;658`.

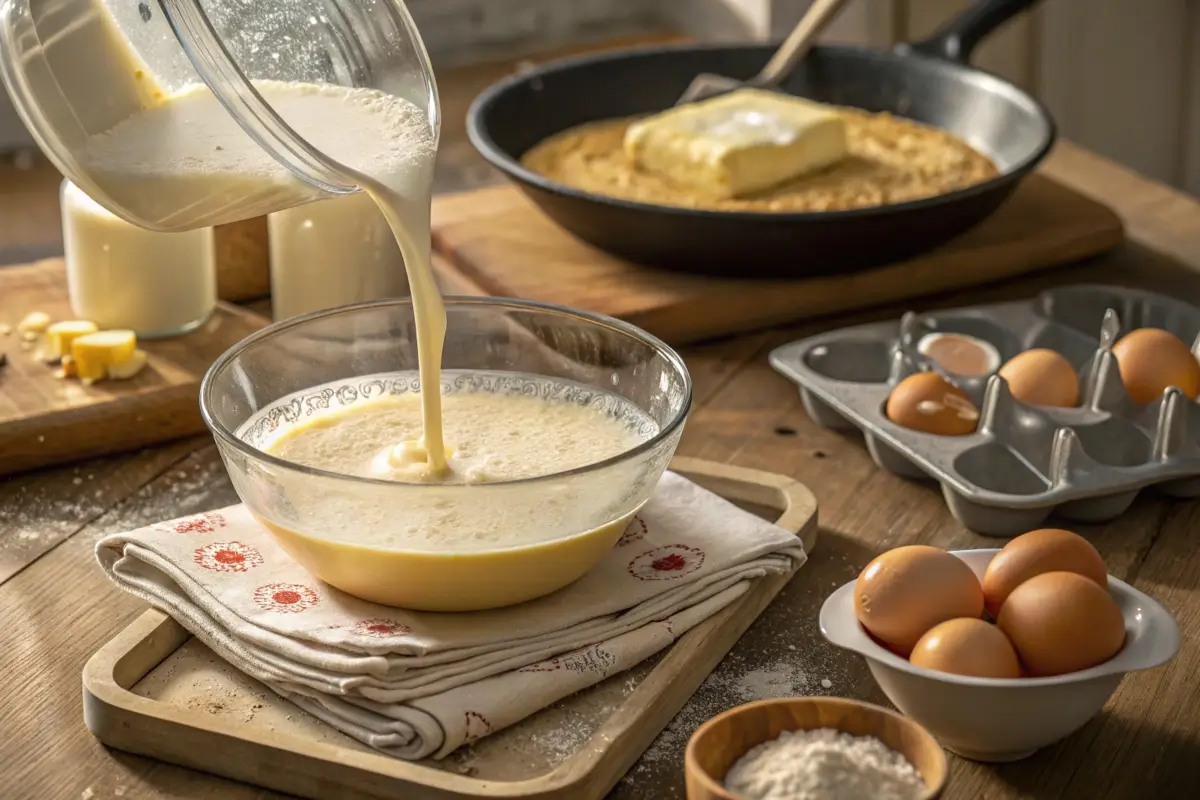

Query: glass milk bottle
269;192;410;321
61;180;216;337
0;0;439;303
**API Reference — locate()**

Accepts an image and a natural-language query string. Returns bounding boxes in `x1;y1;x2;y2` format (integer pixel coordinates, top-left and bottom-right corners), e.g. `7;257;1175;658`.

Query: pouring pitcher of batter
0;0;440;232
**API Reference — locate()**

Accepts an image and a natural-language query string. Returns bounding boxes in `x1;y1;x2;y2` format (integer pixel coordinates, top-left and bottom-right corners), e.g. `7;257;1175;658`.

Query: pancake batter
255;380;658;553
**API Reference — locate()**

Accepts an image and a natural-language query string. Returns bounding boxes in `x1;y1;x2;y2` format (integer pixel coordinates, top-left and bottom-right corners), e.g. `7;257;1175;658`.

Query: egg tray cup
770;285;1200;536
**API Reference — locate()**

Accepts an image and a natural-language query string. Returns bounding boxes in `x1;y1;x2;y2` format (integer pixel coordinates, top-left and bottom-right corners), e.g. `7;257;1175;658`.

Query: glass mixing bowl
201;297;692;611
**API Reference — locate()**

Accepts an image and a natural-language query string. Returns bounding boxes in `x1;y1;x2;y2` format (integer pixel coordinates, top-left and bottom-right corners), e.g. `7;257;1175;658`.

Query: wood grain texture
0;444;262;800
81;459;818;800
0;437;204;585
684;697;947;799
430;173;1124;345
0;259;267;476
1041;142;1200;272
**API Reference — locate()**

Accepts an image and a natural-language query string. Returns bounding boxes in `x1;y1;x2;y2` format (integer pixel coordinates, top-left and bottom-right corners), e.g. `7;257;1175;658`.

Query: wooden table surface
4;141;1200;800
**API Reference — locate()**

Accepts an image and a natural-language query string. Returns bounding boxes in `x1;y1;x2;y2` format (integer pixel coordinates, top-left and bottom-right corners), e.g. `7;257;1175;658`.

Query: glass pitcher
0;0;439;232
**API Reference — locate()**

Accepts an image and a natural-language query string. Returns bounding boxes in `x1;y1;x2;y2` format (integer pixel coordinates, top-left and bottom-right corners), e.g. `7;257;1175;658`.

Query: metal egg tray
769;285;1200;536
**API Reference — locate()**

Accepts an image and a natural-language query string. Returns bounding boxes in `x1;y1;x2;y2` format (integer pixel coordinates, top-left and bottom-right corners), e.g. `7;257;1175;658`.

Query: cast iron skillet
467;0;1054;278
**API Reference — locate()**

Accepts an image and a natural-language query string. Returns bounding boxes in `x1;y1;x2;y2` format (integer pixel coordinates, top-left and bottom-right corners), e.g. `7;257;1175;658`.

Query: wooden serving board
430;174;1125;346
0;259;267;477
83;457;818;800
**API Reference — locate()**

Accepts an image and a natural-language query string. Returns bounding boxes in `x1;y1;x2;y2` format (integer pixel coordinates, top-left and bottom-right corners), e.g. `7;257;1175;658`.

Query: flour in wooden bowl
723;728;924;800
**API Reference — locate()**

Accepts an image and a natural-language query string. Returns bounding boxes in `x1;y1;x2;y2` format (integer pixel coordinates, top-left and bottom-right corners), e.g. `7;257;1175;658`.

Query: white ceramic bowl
819;548;1180;762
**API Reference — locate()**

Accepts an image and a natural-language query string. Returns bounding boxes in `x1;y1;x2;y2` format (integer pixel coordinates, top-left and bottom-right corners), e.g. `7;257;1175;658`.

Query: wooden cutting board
430;174;1125;345
0;259;267;477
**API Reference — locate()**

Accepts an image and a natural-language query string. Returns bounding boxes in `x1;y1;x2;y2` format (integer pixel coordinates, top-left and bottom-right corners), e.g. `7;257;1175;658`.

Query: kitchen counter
3;140;1200;799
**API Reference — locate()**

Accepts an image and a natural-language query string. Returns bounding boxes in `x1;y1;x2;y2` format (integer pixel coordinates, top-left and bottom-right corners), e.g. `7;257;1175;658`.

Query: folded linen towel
96;470;806;759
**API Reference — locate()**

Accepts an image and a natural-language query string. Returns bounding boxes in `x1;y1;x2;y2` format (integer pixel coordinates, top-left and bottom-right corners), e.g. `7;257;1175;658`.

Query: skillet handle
897;0;1042;64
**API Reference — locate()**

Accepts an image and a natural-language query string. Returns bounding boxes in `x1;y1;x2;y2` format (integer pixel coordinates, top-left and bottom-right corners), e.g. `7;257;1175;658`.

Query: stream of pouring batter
360;177;449;476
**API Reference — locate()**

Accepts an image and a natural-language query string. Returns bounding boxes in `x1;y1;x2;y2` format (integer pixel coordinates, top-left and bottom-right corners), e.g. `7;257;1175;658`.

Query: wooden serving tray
430;175;1126;346
0;259;267;477
83;457;818;800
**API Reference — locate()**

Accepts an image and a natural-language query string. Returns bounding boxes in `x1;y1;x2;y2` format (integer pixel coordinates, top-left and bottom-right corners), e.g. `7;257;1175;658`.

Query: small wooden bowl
684;697;948;800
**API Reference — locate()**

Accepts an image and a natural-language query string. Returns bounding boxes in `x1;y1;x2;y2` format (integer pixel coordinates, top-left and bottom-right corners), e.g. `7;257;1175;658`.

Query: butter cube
17;310;51;340
106;348;148;381
72;329;137;382
46;320;99;359
624;88;848;198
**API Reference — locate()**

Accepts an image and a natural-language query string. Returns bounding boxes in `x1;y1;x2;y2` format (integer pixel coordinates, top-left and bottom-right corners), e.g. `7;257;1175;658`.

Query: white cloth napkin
96;471;806;759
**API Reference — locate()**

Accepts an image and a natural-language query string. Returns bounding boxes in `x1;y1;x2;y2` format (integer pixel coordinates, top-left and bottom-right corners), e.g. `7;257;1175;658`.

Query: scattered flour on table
90;456;233;539
2;450;232;557
737;661;808;701
440;703;611;776
623;548;868;786
1;483;105;554
526;705;613;763
634;645;851;772
438;661;657;780
724;728;924;800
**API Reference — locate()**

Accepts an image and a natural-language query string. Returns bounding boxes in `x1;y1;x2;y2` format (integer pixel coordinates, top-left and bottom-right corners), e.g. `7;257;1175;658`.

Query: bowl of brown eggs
819;529;1180;762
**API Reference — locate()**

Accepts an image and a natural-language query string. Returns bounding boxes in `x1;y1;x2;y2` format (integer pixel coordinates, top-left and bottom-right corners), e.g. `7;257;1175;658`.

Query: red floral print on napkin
253;583;319;613
352;618;412;638
193;541;264;573
627;545;706;581
153;512;227;535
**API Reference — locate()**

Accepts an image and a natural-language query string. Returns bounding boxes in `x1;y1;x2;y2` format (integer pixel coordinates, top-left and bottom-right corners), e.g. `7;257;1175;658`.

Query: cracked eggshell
917;332;1001;377
885;371;979;436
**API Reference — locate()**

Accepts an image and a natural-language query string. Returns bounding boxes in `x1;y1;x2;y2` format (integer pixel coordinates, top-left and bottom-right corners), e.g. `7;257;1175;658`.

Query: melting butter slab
623;88;848;198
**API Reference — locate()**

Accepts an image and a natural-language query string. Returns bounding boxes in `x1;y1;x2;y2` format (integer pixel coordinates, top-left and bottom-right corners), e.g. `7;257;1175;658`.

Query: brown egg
909;617;1021;679
982;528;1108;618
1111;328;1200;404
885;372;979;436
854;545;985;655
997;571;1126;676
998;349;1080;407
